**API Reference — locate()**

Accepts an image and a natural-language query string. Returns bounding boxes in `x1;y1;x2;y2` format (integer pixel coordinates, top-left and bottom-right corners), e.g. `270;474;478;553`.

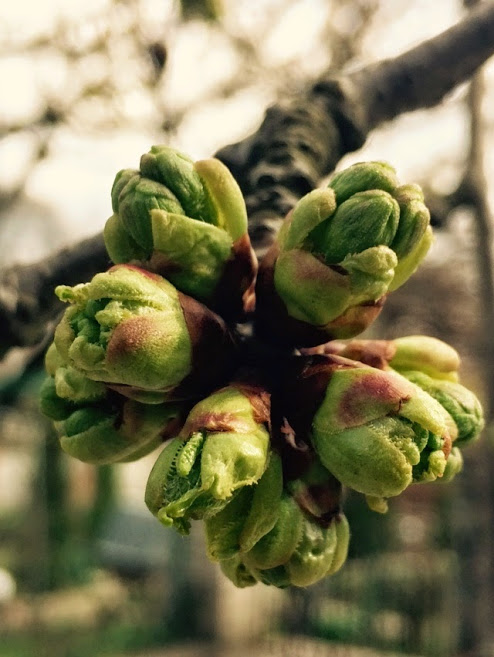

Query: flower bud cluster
145;384;350;588
301;335;484;511
104;145;257;319
256;162;433;346
40;146;256;465
40;150;484;588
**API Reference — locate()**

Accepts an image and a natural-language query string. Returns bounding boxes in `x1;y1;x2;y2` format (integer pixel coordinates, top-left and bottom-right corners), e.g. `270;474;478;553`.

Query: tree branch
2;2;494;354
453;11;494;647
218;1;494;249
0;233;109;357
347;0;494;131
466;77;494;409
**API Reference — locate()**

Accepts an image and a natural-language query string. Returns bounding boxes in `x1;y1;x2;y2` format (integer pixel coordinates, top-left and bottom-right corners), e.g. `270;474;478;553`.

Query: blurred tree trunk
41;426;72;590
85;465;115;544
455;54;494;655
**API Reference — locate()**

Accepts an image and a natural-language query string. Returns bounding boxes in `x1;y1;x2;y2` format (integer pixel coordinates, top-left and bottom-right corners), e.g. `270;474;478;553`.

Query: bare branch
348;1;494;131
0;234;109;356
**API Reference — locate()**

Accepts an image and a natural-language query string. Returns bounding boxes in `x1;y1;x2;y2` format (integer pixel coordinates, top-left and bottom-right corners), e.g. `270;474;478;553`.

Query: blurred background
0;0;493;656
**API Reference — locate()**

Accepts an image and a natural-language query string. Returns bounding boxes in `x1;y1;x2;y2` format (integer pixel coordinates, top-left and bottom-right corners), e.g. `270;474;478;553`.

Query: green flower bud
40;376;78;422
204;452;283;562
240;503;349;589
440;446;463;483
145;385;271;535
281;355;453;503
265;462;349;587
388;227;433;292
334;335;460;381
256;161;432;346
390;184;430;258
400;371;484;447
326;513;351;576
54;365;106;403
53;265;235;403
214;457;350;589
40;343;106;420
282;512;347;587
331;335;484;448
243;493;304;570
104;145;257;318
312;190;400;264
43;382;184;464
41;334;186;464
110;168;184;252
328;161;399;203
389;335;460;381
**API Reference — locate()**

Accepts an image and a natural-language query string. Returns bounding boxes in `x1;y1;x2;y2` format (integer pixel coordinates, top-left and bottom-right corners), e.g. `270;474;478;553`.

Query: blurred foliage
1;610;172;657
310;551;459;656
